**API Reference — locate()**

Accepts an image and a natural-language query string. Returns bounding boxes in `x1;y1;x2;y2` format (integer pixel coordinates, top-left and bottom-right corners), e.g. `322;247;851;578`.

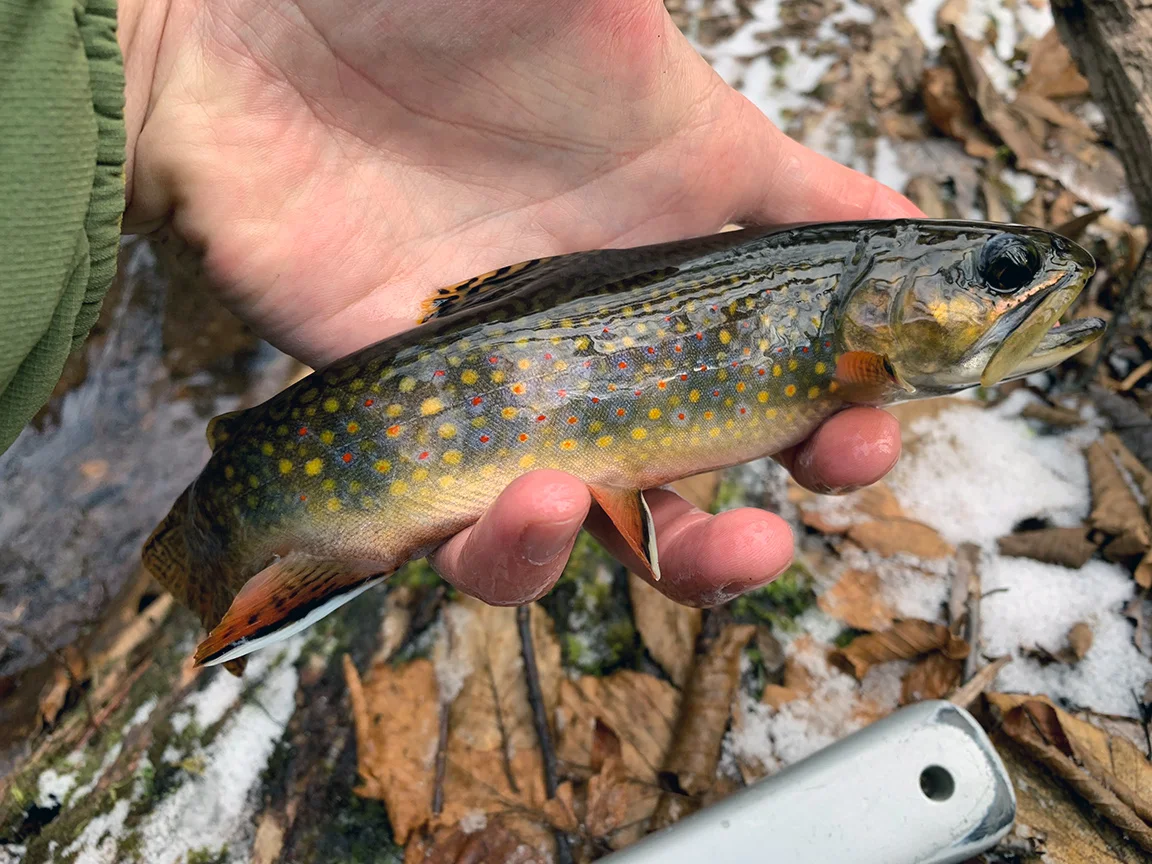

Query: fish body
143;220;1101;669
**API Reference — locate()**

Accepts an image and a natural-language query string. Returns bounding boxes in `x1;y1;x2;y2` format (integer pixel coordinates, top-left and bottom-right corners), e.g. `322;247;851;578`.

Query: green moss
186;846;230;864
834;627;868;648
729;562;816;632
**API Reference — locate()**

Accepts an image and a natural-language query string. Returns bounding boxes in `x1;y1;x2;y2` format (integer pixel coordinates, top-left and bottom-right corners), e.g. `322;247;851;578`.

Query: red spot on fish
298;427;308;436
602;327;610;334
592;397;600;404
616;408;626;417
557;389;567;398
731;361;739;367
680;374;688;381
739;407;747;415
634;390;642;397
567;416;578;425
607;384;617;392
657;381;667;390
472;396;483;406
801;346;809;354
674;345;683;353
489;356;499;364
647;347;655;355
712;390;720;397
677;413;686;420
824;341;832;348
300;494;307;502
419;451;429;460
584;360;593;368
664;316;672;322
618;361;628;370
518;433;529;442
695;332;703;340
545;353;553;360
480;434;490;443
699;364;708;372
777;347;785;354
536;415;546;422
364;399;374;407
342;452;353;463
434;369;445;377
758;369;765;376
387;425;400;436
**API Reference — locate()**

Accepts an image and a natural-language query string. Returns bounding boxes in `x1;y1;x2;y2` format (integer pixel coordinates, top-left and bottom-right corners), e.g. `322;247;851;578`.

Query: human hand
119;0;918;607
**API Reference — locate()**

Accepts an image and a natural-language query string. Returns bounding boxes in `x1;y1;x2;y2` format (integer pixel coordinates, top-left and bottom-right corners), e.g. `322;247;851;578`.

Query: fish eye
978;234;1041;294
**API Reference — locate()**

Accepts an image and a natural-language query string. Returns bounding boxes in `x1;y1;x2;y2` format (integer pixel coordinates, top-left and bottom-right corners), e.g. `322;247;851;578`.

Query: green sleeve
0;0;126;454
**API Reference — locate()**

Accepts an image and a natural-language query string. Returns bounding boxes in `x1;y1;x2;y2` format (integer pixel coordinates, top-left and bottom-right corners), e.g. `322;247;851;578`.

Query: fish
142;219;1102;672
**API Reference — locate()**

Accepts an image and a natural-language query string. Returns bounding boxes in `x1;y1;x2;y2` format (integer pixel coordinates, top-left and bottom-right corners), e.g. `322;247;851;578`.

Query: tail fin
142;487;248;675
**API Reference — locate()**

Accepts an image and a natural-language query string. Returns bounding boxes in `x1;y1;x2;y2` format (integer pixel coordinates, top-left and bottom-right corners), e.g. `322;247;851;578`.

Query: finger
775;406;902;494
429;469;590;605
726;94;925;223
584;486;795;606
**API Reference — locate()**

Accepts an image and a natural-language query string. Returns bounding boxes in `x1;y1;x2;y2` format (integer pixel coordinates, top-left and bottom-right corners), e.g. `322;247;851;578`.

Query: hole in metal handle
919;765;955;802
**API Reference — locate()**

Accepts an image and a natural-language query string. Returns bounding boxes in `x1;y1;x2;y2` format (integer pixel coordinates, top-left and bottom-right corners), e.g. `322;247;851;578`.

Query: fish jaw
995;316;1107;381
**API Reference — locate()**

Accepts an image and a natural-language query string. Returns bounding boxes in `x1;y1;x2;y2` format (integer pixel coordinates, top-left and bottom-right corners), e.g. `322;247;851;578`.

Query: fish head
835;220;1102;400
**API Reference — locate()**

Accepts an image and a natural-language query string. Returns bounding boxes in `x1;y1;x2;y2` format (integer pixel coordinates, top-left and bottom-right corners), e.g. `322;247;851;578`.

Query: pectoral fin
193;554;391;667
834;351;913;403
587;484;661;581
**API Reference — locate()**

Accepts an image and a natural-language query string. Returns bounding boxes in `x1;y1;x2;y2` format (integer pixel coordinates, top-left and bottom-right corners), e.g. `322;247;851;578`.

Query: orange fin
418;257;548;323
588;485;661;581
834;351;913;403
193;554;390;668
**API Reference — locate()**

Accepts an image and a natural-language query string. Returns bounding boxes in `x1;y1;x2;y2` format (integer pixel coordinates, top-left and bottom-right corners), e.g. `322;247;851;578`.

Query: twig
950;543;983;683
1133;688;1152;761
432;703;450;816
950;656;1011;710
516;604;573;864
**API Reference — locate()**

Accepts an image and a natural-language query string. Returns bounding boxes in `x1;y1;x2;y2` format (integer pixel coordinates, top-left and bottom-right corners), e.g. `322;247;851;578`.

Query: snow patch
35;770;77;808
62;799;131;864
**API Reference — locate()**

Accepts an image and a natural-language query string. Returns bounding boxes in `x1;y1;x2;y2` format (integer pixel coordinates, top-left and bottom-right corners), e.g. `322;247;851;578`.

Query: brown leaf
832;620;969;679
1068;622;1094;660
1020;28;1090;99
901;652;964;704
817;569;897;631
921;65;998;158
409;818;552;864
1013;91;1098;140
904;176;953;219
629;574;701;688
949;655;1011;709
996;526;1099;568
37;645;86;729
1019;403;1086;427
989;695;1152;853
344;655;439;842
846;519;955;559
1087;439;1151;548
658;624;756;797
584;722;660;844
1102;433;1152;520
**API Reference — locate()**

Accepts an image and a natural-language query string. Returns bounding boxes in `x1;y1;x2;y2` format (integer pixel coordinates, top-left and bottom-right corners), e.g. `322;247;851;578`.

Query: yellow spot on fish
349;379;364;392
387;404;403;417
648;408;662;420
719;330;732;345
758;391;769;403
785;384;797;397
225;466;235;480
491;371;506;384
725;419;735;429
829;381;841;394
350;480;362;494
560;439;576;451
575;336;590;350
322;478;336;491
815;361;827;375
766;408;778;419
279;459;293;475
597;435;613;448
472;417;487;428
622;336;635;348
248;475;260;488
347;421;360;434
481;465;497;479
305;458;323;476
736;382;745;393
421;397;443;416
443;450;461;465
631;427;647;440
461;369;478;385
562;319;575;329
788;358;798;371
261;442;274;456
374;459;391;474
320;430;335;445
399;377;416;393
247;494;258;508
323;397;340;413
717;369;728;382
808;386;820;399
326;498;341;512
502;407;518;420
439;476;455;489
412;468;429;482
518;358;532;370
689;389;700;403
554;360;568;372
660;436;673;446
438;423;457;439
773;364;782;377
589;421;603;433
301;388;319;404
519;454;536;469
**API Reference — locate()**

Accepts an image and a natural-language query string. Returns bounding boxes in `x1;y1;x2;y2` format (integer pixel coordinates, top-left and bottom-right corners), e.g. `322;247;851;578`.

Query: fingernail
520;519;578;565
810;481;864;496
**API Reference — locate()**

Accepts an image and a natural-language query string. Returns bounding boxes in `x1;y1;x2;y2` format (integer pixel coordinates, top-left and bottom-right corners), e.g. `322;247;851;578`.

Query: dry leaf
408;818;552;864
345;655;439;842
1103;433;1152;518
37;644;86;728
988;694;1152;853
761;635;822;710
846;519;954;559
817;569;897;631
904;176;952;219
921;65;997;159
629;574;701;688
996;526;1099;569
584;721;660;845
901;652;964;704
1068;622;1094;660
658;624;756;797
1020;402;1085;427
1087;439;1151;550
832;620;968;679
1020;28;1090;99
1013;91;1098;140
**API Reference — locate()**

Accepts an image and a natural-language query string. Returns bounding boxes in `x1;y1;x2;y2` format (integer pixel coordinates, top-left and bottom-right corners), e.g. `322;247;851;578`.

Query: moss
834;627;868;648
728;562;816;631
186;846;230;864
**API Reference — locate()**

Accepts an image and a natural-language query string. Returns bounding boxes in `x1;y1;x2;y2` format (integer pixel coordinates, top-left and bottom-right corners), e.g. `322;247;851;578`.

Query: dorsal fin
205;409;247;451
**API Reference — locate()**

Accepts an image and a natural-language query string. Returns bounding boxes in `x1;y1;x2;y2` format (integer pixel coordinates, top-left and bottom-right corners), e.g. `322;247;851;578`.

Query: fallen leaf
37;644;86;729
846;519;955;559
584;721;660;846
817;569;897;631
988;694;1152;853
1068;622;1094;661
996;526;1099;569
921;65;998;158
901;652;963;704
1087;439;1151;550
904;176;953;219
344;655;439;842
1019;403;1086;427
1102;433;1152;518
949;655;1011;709
761;634;822;710
1020;28;1090;99
1013;91;1098;140
629;575;701;688
408;818;552;864
832;620;968;679
657;624;756;797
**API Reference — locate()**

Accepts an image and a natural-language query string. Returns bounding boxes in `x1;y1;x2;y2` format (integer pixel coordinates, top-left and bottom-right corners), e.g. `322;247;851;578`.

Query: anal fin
193;553;391;668
587;484;661;582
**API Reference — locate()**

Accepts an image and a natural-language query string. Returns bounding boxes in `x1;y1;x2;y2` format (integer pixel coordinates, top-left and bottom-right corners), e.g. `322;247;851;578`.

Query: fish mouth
978;261;1099;387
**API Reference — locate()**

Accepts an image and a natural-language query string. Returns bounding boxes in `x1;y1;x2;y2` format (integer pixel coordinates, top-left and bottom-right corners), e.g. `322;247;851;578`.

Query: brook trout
143;220;1101;671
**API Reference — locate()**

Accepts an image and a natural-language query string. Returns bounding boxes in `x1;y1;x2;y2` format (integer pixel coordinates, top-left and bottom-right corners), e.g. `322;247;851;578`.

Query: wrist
116;0;171;211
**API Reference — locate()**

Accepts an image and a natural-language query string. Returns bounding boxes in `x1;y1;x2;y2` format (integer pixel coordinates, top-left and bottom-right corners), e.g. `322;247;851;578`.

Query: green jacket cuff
0;0;127;454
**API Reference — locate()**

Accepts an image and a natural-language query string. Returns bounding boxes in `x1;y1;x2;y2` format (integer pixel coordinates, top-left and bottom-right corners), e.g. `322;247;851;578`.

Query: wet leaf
629;575;700;688
344;655;439;843
846;519;955;559
831;619;968;679
997;526;1099;569
817;569;897;631
900;652;963;704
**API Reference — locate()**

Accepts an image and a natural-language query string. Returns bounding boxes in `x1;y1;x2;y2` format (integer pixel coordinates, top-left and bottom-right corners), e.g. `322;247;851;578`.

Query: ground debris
997;526;1099;568
831;619;969;679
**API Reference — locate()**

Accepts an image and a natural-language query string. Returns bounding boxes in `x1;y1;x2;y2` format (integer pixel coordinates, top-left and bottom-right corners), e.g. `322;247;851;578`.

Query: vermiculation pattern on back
194;225;861;557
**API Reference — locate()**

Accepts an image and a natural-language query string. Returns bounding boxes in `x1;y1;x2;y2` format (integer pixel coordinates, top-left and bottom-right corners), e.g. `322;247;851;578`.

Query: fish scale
143;219;1100;671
